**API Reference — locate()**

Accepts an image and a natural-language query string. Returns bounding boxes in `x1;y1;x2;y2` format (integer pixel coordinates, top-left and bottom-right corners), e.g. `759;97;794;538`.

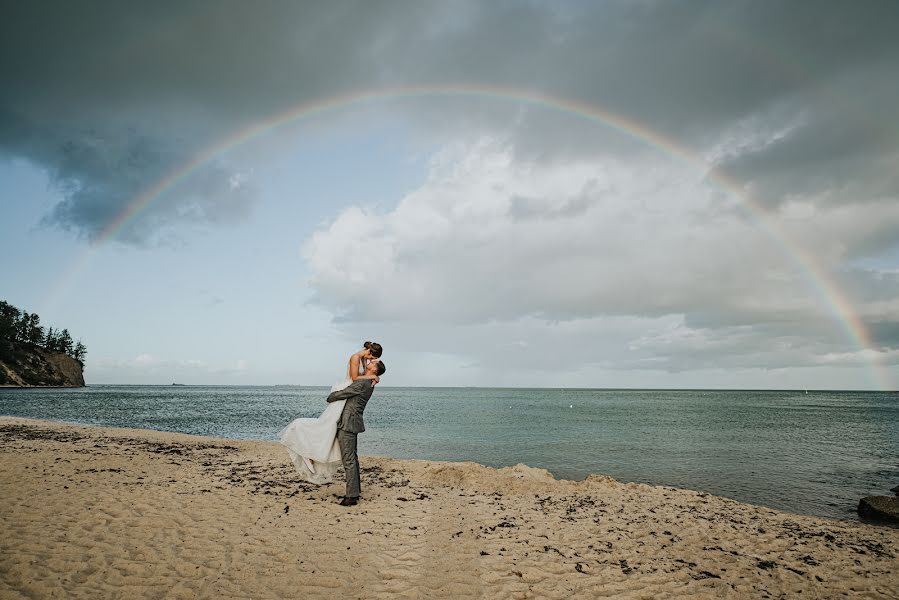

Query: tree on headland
0;301;19;340
27;313;44;346
15;312;30;342
43;327;55;350
0;300;87;365
59;329;74;355
74;341;87;364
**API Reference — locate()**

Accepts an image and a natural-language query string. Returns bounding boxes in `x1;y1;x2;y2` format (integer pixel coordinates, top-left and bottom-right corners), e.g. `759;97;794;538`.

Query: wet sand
1;416;897;598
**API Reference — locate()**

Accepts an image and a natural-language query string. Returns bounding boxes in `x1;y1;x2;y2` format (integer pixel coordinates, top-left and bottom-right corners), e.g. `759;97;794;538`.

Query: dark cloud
376;1;899;163
3;116;252;243
2;0;898;242
1;0;411;241
869;321;899;349
714;72;899;204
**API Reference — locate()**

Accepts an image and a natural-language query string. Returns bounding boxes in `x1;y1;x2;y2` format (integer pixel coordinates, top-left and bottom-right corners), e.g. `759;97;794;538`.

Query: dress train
279;377;353;484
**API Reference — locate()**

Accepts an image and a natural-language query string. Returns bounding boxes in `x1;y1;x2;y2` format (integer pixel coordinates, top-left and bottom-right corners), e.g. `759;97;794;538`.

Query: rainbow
74;84;895;389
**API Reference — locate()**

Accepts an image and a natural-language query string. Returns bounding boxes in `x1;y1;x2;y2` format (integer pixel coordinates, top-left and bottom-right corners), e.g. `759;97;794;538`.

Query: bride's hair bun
364;341;372;349
365;341;383;357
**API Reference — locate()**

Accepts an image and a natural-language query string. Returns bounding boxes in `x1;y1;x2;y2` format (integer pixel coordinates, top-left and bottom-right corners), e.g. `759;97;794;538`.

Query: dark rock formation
0;341;85;387
858;496;899;523
891;485;899;496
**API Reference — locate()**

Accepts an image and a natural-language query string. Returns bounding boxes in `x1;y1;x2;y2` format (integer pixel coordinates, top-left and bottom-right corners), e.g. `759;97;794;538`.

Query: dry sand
1;416;897;599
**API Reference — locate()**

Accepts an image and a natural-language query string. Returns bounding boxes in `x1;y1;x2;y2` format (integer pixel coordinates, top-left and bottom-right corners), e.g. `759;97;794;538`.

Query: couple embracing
279;342;386;506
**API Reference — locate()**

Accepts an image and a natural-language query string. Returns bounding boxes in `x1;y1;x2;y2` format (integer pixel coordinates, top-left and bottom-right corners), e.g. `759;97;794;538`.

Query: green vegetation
0;300;87;365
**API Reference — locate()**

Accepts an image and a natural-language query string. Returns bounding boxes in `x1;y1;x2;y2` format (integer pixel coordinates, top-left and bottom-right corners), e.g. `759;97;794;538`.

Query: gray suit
326;379;375;498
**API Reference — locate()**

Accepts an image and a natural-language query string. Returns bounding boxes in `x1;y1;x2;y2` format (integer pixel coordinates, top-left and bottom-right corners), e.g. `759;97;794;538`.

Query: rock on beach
859;495;899;523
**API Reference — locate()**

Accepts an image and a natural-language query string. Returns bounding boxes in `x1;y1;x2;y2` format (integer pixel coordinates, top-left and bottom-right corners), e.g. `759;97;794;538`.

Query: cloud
814;348;899;367
713;73;899;206
1;1;407;242
95;353;208;371
3;1;898;243
26;125;255;243
132;353;157;367
88;353;256;384
869;318;899;349
303;139;899;374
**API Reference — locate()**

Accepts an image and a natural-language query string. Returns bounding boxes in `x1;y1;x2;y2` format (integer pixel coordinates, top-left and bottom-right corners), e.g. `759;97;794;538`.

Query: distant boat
172;383;186;386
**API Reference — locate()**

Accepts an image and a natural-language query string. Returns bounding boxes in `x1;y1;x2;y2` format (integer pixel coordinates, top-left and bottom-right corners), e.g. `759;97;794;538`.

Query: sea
1;385;897;522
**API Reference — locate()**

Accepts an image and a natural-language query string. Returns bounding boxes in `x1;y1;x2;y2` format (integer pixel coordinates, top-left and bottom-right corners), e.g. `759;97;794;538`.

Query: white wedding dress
279;360;363;484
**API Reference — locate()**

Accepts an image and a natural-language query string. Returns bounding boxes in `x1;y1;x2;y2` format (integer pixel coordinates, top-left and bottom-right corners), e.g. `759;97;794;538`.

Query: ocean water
1;385;897;521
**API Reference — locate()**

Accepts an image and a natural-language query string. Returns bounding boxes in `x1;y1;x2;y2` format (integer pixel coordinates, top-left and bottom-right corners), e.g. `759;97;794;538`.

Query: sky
2;0;898;389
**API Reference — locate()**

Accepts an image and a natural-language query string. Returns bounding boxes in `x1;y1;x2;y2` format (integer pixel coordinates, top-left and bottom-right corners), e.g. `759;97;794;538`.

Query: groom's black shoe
338;497;358;506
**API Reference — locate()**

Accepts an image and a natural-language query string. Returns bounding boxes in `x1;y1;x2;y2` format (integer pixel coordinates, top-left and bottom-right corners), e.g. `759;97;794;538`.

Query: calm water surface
1;386;897;521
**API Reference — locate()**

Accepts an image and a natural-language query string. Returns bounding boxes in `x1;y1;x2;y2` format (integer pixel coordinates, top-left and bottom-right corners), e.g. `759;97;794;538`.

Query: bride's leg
303;456;316;473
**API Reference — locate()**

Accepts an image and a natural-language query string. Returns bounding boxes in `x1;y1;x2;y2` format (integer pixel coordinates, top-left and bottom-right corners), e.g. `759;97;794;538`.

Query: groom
326;359;386;506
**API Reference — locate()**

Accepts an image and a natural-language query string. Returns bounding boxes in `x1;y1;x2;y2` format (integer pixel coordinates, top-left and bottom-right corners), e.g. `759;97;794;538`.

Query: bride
279;341;383;484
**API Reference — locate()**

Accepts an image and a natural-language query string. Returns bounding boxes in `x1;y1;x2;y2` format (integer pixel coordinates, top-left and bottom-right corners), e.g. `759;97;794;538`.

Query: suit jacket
326;378;375;434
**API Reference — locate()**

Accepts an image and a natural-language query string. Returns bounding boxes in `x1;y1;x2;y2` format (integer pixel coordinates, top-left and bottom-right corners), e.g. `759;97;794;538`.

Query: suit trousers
337;428;360;498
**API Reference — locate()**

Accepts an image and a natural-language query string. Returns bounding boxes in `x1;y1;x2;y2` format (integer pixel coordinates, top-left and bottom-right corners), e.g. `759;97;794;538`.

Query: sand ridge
1;416;897;599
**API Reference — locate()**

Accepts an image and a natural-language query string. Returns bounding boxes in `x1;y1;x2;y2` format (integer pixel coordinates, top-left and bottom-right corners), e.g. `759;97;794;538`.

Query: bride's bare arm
349;351;378;381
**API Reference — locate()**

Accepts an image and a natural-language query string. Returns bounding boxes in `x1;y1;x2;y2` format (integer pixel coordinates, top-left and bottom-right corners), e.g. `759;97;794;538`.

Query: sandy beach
1;417;896;599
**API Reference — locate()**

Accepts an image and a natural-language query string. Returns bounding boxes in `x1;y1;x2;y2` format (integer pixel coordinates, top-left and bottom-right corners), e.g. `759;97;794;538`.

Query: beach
1;417;897;599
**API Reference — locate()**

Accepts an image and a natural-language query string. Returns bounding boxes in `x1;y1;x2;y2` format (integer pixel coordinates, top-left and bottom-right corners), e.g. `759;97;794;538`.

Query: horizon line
62;383;898;392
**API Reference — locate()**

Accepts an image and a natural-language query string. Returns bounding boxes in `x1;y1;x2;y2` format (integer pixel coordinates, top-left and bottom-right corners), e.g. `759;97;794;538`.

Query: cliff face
0;342;85;387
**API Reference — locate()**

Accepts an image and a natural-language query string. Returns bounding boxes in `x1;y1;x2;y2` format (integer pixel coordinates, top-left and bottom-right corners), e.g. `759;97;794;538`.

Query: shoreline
0;385;85;389
0;410;882;523
1;416;897;598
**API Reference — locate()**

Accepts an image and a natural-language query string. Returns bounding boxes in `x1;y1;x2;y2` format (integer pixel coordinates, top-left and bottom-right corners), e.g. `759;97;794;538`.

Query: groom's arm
326;379;370;403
